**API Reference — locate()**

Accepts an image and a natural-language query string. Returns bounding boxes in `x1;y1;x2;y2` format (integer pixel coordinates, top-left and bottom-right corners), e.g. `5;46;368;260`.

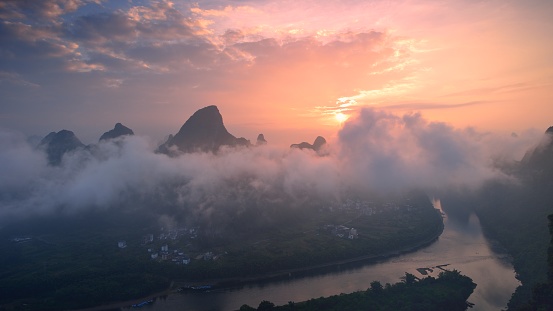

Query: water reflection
147;200;519;311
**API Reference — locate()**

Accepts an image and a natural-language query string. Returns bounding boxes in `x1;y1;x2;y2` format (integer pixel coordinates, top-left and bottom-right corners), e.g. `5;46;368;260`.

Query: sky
1;0;552;146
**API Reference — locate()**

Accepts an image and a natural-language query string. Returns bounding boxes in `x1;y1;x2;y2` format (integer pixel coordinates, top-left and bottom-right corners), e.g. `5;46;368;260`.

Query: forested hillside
442;127;553;310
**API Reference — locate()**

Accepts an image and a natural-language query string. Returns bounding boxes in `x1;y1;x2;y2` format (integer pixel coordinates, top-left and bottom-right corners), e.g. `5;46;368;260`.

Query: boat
131;299;154;308
177;285;213;292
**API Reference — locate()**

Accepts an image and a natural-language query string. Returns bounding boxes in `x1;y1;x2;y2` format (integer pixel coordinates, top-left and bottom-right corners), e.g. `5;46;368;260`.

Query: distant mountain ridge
35;106;331;163
157;105;251;154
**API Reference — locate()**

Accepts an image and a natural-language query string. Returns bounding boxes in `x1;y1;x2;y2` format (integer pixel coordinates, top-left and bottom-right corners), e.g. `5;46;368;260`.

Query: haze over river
145;200;520;311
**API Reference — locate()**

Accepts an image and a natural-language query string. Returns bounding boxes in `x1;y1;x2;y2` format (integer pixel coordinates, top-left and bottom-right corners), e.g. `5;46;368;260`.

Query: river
141;199;520;311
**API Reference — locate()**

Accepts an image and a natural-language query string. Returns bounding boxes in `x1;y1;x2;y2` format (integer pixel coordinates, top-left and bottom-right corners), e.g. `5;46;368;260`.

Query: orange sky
1;0;552;145
172;0;553;145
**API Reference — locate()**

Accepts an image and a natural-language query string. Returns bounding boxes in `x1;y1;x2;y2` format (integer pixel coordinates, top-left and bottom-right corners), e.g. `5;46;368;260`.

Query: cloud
69;12;137;44
382;101;494;110
0;132;341;223
0;130;48;204
0;71;40;88
336;108;531;193
0;108;539;225
0;0;86;21
0;17;82;75
220;29;245;46
0;1;213;76
0;0;407;78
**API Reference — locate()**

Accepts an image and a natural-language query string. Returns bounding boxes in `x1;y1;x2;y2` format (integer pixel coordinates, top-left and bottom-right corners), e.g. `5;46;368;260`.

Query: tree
401;273;417;285
239;304;256;311
370;280;384;294
257;300;275;311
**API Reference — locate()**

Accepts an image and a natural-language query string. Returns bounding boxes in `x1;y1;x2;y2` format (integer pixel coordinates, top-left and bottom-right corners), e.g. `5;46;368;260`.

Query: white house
144;234;154;243
203;252;214;261
348;228;358;239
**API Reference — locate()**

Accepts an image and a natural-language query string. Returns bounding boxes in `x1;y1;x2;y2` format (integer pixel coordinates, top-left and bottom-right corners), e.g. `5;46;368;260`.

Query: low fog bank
0;108;541;225
339;109;540;193
0;131;343;228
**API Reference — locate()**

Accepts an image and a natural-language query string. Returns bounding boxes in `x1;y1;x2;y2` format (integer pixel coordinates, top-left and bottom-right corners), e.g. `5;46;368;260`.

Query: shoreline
188;222;445;288
69;282;173;311
75;221;444;311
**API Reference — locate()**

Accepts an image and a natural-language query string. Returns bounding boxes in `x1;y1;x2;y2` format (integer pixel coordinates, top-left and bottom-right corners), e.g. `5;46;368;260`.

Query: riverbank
67;206;443;311
70;282;173;311
177;219;445;289
72;219;444;311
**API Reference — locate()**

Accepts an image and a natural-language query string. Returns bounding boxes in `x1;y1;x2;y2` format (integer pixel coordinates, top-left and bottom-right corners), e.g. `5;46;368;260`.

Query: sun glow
335;112;349;123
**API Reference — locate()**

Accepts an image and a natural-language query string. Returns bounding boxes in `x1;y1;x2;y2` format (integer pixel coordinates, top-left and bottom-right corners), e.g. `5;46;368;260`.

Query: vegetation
171;192;443;280
238;270;476;311
441;181;553;309
477;182;552;309
440;138;553;310
515;214;553;311
0;192;443;310
0;213;170;311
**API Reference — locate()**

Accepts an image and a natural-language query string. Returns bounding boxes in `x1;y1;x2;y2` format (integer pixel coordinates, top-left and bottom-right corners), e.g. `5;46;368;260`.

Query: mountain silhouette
39;130;85;165
521;126;553;167
256;134;267;145
99;123;134;141
157;105;250;154
291;136;327;152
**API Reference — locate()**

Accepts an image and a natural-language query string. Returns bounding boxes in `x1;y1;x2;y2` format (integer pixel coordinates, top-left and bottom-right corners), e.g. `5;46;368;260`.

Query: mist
0;108;541;225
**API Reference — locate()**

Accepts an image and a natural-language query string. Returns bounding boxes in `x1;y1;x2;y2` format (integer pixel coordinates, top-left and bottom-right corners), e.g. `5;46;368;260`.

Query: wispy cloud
0;71;41;88
382;101;495;110
439;82;553;98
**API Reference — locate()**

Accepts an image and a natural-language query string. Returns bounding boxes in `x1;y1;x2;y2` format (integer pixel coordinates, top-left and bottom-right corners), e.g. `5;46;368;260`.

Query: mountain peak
313;136;327;150
291;136;327;153
157;105;250;154
39;130;85;165
256;134;267;145
99;123;134;141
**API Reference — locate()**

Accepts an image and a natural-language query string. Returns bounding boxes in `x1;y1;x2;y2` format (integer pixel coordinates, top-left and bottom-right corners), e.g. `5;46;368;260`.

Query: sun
335;112;349;123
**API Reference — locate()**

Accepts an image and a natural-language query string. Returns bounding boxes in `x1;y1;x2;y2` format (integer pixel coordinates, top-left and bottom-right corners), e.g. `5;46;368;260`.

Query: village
325;197;417;215
116;197;423;266
117;225;225;266
320;197;419;239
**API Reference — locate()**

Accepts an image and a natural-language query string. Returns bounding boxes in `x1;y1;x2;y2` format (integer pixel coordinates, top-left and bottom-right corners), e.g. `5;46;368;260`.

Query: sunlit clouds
0;0;552;144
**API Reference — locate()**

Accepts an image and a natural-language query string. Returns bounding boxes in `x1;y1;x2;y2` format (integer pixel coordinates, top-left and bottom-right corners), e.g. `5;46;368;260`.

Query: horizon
5;102;549;159
1;0;552;145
